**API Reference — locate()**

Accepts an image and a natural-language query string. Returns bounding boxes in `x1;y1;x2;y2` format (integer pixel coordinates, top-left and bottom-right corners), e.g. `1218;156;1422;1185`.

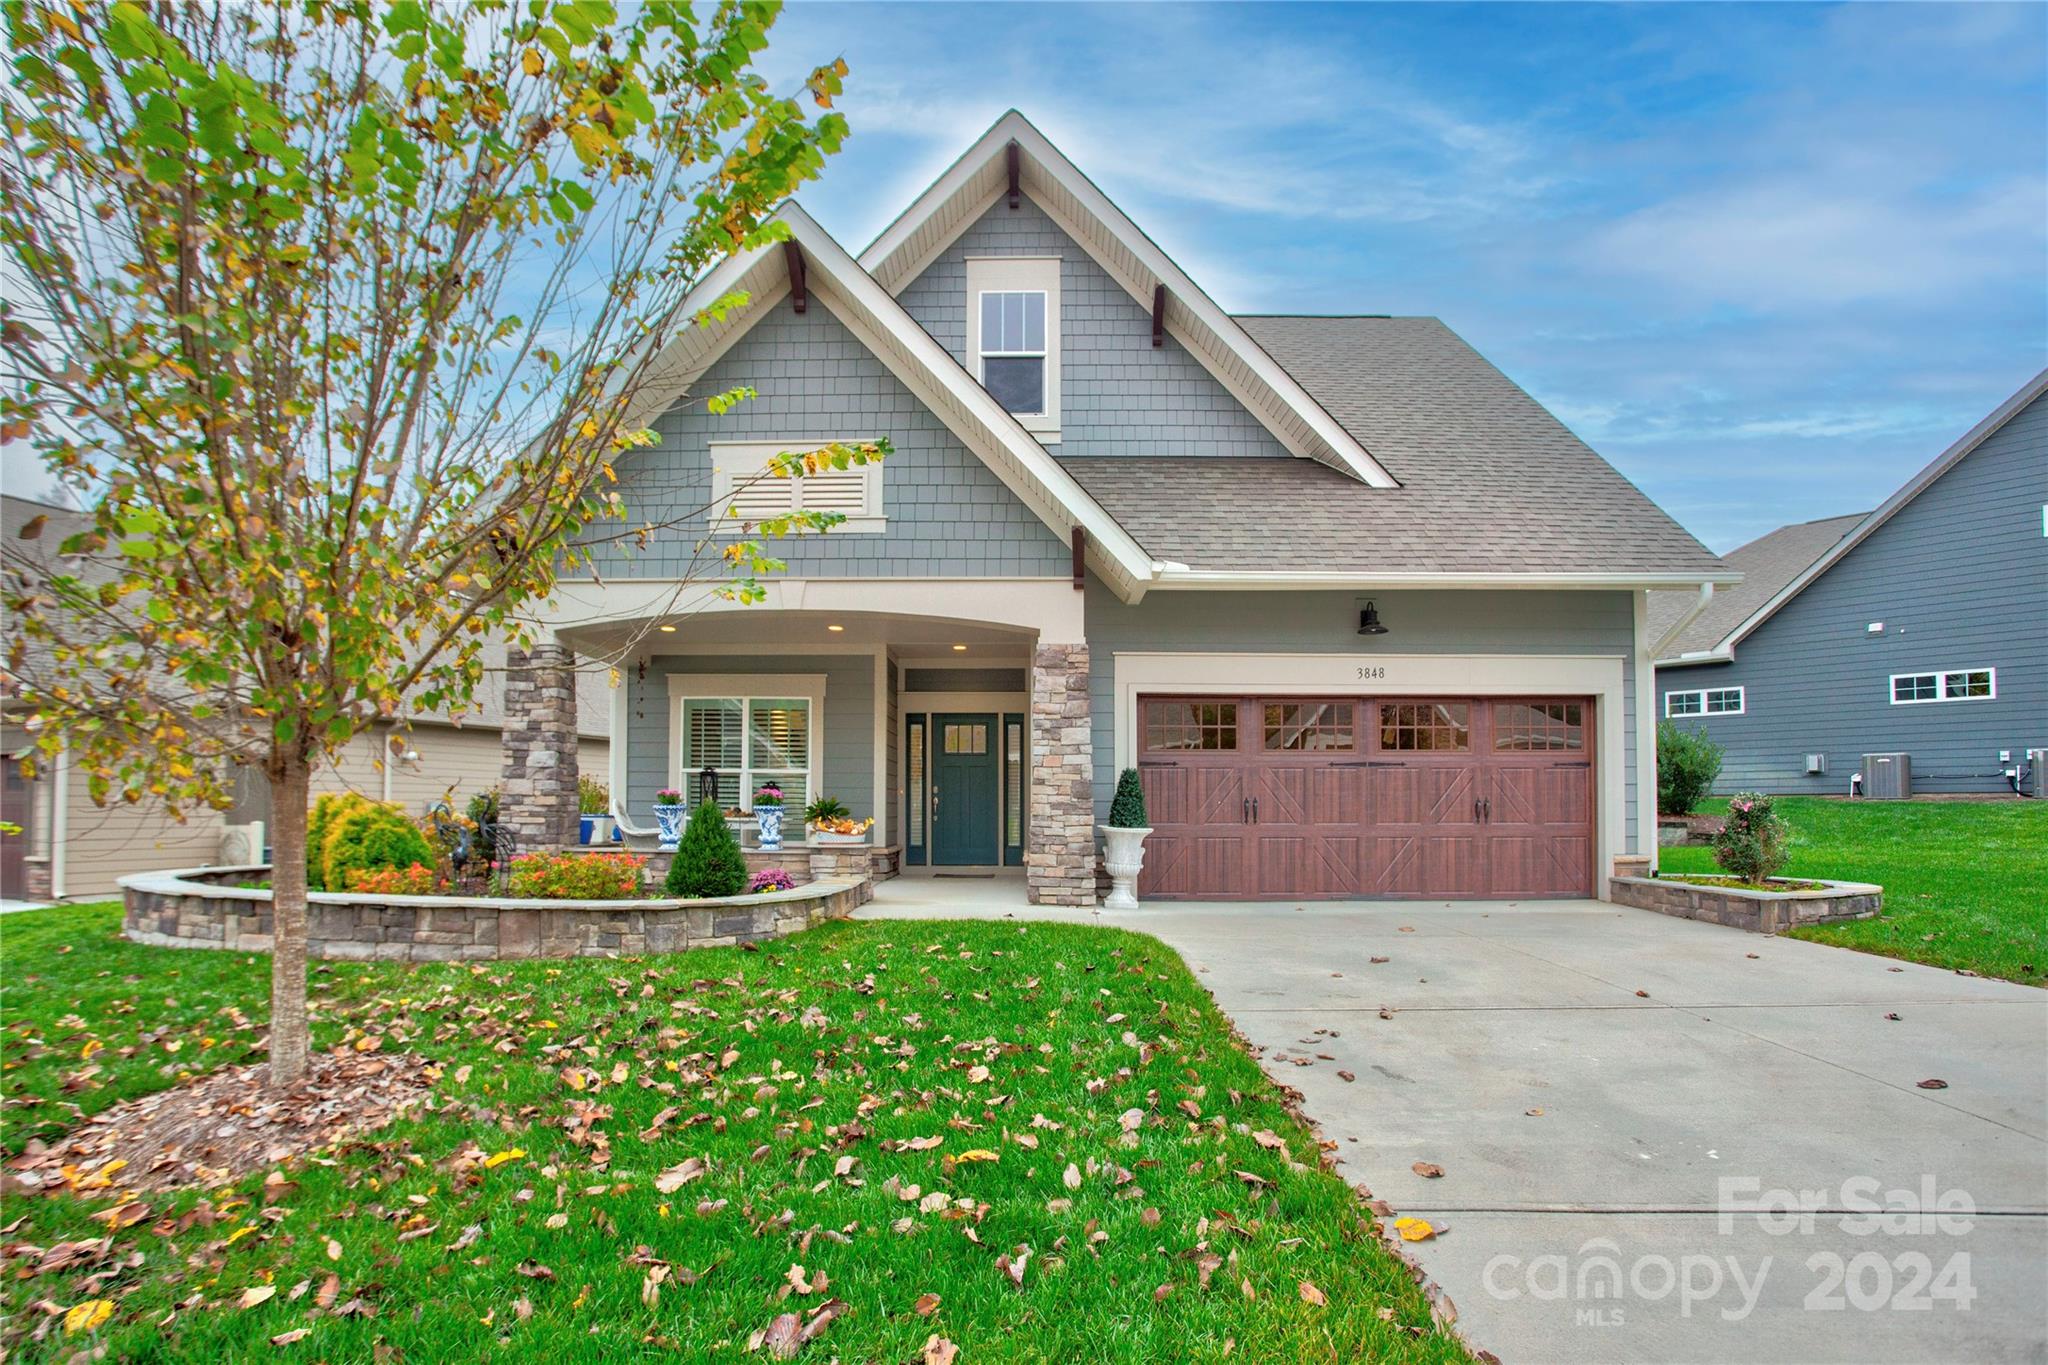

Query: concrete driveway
866;883;2048;1364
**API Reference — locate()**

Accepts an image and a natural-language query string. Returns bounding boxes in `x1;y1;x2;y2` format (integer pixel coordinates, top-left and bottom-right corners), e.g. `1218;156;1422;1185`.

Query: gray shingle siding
624;653;876;821
897;195;1291;459
1654;392;2048;794
596;294;1068;579
1083;585;1642;850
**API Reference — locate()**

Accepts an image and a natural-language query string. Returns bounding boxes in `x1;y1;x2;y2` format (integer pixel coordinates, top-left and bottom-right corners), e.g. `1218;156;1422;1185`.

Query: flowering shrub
655;787;684;804
344;863;441;895
508;851;647;900
748;867;798;893
1713;791;1791;884
754;783;784;807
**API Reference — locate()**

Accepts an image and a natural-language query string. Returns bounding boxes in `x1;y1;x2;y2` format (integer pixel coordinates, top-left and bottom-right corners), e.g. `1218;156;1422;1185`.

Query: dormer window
966;256;1060;438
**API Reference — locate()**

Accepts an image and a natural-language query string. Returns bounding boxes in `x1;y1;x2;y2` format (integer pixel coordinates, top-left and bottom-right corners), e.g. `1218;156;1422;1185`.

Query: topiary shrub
1656;721;1724;815
665;799;747;898
1108;767;1148;828
306;792;373;891
1713;791;1790;884
322;803;435;894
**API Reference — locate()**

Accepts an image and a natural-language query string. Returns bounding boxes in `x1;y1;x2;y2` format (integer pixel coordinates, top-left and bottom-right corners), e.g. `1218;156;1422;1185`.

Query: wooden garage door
1136;697;1592;900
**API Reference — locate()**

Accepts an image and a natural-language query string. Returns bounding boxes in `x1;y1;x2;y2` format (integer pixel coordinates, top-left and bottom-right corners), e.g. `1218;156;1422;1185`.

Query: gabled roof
622;201;1159;600
856;110;1399;489
1062;316;1729;583
1655;365;2048;667
1648;512;1863;661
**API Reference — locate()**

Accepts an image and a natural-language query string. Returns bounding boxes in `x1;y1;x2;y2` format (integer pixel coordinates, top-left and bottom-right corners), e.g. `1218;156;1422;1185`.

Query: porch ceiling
556;608;1034;661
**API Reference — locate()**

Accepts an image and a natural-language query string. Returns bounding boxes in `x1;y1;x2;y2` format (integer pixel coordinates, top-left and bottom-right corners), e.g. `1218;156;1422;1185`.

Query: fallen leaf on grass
324;1238;343;1262
239;1285;276;1309
655;1158;706;1193
1298;1280;1326;1306
997;1244;1032;1288
270;1328;312;1346
482;1148;525;1169
922;1336;959;1365
1251;1130;1287;1151
1411;1161;1444;1178
1061;1163;1081;1190
63;1299;114;1334
912;1292;941;1317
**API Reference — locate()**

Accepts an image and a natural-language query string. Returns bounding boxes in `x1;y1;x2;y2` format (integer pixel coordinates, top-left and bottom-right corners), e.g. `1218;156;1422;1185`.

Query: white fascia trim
776;205;1155;595
859;111;1398;490
1710;365;2048;658
1150;570;1744;591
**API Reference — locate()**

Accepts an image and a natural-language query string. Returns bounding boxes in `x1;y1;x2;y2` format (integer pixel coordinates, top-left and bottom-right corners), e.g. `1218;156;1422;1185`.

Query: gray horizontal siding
898;195;1290;460
1084;585;1641;849
1655;393;2047;795
623;654;875;823
596;295;1068;579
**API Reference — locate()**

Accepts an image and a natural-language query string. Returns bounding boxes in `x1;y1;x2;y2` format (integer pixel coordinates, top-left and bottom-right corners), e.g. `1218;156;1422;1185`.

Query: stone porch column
1026;642;1095;906
500;643;580;850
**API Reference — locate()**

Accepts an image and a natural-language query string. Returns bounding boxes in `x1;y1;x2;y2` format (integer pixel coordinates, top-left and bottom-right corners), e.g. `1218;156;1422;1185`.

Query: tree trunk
268;754;312;1088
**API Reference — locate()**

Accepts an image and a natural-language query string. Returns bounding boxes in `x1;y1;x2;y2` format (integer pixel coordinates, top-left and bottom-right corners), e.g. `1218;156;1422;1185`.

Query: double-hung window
1890;669;1994;705
1665;687;1744;718
671;675;824;814
966;257;1060;436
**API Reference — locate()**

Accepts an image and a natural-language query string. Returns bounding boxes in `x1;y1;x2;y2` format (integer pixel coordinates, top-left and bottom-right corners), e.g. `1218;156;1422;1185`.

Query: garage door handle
1242;796;1250;823
1251;796;1259;824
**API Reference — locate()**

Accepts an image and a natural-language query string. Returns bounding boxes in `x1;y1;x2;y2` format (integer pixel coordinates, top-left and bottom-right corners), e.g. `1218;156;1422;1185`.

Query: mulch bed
5;1048;435;1196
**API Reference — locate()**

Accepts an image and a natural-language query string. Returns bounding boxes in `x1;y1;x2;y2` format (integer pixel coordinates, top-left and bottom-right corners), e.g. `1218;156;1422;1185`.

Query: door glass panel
1142;700;1238;751
1493;702;1584;751
1379;702;1470;751
1004;718;1023;848
1264;702;1354;751
907;720;926;847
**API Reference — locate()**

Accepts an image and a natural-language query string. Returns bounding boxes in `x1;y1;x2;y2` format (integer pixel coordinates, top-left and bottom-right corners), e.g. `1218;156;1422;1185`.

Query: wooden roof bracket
1071;526;1086;591
783;241;807;314
1006;142;1021;210
1151;283;1166;348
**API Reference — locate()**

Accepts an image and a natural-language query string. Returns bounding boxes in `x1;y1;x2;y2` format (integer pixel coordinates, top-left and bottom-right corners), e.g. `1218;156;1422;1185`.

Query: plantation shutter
683;699;743;809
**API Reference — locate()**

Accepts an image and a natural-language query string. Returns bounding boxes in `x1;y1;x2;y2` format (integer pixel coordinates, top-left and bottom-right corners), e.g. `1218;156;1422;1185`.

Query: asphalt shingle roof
1646;511;1865;659
1058;315;1727;578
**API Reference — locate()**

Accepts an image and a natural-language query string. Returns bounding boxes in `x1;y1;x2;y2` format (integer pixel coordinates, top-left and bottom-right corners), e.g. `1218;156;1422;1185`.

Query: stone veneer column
500;643;580;850
1026;642;1095;906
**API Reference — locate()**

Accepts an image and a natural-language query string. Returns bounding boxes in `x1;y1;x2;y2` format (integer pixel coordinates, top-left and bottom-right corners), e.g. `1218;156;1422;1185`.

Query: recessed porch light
951;643;968;652
827;624;845;632
658;623;677;633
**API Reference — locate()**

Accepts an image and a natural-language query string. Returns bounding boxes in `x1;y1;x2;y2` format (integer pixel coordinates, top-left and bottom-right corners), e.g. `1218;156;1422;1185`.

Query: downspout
608;678;656;838
51;742;69;900
380;724;394;804
1650;582;1715;661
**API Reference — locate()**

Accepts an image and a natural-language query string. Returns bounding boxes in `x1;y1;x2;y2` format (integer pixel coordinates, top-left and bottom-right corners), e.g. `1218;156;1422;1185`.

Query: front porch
509;578;1098;905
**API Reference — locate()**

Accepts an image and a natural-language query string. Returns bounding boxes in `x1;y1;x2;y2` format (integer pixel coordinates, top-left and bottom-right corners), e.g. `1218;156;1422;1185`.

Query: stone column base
501;643;581;850
1026;642;1095;907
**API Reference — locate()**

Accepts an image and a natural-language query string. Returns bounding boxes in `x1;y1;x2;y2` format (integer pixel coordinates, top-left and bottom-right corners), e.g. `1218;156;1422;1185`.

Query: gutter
1649;582;1716;661
1147;570;1743;592
50;741;68;900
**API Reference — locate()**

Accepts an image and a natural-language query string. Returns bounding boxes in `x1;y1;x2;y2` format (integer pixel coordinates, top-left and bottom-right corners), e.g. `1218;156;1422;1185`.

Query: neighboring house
1650;368;2048;796
516;110;1733;905
0;494;610;900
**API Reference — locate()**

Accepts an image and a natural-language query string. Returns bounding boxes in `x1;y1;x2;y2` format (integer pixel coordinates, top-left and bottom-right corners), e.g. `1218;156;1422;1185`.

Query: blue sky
761;0;2048;551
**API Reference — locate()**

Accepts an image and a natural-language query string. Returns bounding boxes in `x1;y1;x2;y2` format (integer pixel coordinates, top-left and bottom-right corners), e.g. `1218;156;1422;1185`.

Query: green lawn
0;904;1468;1364
1660;797;2047;984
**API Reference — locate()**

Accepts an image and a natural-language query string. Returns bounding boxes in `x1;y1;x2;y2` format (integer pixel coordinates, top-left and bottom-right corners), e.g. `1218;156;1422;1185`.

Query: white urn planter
1099;824;1152;911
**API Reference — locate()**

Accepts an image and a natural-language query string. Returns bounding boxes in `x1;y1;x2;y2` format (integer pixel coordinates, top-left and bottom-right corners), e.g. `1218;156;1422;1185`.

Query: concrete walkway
865;880;2048;1364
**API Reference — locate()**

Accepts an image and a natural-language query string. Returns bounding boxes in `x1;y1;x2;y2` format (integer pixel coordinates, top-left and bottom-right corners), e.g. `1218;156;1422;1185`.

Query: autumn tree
0;0;879;1085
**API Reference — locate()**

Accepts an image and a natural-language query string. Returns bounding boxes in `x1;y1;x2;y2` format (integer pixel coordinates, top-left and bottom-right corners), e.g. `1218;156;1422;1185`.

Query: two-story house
505;111;1735;905
1651;369;2047;796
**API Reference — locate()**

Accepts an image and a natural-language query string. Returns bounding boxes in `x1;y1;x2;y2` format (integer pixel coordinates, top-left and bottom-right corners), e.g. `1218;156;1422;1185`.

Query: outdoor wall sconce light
1357;601;1390;636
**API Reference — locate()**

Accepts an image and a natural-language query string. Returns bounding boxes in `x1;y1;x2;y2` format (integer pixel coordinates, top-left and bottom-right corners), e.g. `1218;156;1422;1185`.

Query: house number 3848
1356;666;1387;680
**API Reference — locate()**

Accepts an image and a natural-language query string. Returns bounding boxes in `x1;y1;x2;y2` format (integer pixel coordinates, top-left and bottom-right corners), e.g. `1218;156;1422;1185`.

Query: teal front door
932;713;999;865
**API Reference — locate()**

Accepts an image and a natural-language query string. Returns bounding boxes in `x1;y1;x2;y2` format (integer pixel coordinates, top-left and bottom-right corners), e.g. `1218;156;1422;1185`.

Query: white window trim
1888;668;1997;705
706;440;885;535
666;673;827;814
1664;686;1744;718
966;256;1060;440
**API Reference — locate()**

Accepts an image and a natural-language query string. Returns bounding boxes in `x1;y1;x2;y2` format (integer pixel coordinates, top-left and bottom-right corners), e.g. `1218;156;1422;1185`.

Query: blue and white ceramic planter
756;806;785;851
653;803;685;849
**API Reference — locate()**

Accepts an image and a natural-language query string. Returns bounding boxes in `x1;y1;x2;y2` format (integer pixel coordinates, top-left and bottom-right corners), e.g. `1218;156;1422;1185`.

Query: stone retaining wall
1612;875;1881;934
120;865;861;961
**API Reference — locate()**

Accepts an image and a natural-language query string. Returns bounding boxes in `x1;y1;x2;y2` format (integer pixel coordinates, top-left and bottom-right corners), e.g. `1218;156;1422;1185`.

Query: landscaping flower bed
1610;872;1882;934
119;864;863;961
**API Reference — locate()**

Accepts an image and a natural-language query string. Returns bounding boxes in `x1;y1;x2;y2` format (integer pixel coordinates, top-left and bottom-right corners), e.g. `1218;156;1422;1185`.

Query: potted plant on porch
653;787;686;849
804;795;872;844
753;782;787;851
579;777;614;846
1100;767;1153;911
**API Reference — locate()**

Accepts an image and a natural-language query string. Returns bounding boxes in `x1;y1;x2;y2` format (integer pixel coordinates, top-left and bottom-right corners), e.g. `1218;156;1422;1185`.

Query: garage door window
1379;702;1470;751
1493;702;1584;751
1143;701;1238;751
1264;702;1354;751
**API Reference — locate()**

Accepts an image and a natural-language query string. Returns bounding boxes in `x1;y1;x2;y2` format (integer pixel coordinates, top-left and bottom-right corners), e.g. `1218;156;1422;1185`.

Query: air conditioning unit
2028;749;2048;799
1803;753;1828;775
1860;752;1912;800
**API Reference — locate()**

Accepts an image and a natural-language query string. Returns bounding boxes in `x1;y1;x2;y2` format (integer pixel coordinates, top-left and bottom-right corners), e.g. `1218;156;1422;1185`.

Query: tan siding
59;753;225;899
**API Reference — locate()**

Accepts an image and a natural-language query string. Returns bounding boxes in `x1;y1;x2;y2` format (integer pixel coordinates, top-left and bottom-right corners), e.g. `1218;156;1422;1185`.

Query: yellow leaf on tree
1392;1216;1436;1242
63;1299;114;1334
522;49;544;77
483;1149;526;1169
